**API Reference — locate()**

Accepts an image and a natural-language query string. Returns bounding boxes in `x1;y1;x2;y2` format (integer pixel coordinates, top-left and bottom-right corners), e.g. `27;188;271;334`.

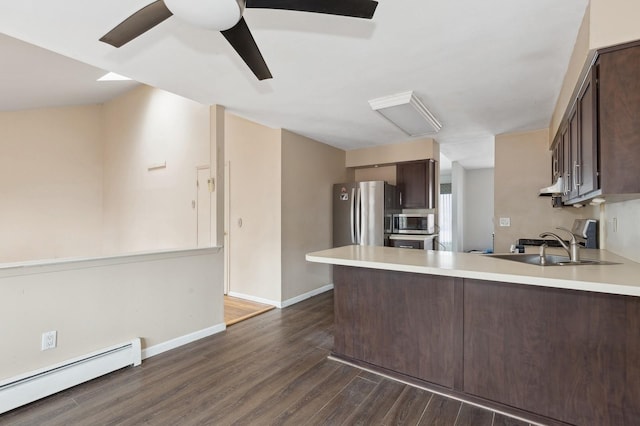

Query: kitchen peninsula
306;246;640;426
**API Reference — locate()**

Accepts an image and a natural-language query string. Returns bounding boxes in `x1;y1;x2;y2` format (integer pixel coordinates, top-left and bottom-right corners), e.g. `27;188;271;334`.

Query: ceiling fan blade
245;0;378;19
100;0;173;48
221;17;273;80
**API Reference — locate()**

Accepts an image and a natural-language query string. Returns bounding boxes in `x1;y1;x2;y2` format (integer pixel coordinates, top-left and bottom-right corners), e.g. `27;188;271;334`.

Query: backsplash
603;199;640;263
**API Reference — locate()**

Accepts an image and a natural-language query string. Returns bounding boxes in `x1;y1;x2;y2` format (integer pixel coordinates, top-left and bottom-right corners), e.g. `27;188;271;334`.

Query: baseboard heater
0;338;142;414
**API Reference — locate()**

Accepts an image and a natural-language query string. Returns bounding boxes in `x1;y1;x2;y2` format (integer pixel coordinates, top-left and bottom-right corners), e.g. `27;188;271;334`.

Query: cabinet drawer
391;239;423;249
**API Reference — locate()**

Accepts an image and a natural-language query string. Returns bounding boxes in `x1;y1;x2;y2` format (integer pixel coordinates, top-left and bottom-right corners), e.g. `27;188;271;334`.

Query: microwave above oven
392;213;435;235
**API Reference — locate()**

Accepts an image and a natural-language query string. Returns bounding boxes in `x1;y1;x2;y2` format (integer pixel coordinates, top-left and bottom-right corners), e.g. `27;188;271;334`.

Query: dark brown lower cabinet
333;266;640;426
333;266;462;389
464;279;640;426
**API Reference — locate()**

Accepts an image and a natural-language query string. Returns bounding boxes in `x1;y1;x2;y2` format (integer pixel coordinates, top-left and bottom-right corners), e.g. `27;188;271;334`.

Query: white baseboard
142;323;226;359
281;284;334;308
229;284;334;309
228;291;282;308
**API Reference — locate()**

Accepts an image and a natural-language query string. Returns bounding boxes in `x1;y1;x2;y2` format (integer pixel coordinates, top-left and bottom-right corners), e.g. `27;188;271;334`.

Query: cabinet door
333;266;461;389
560;124;571;201
464;279;640;425
598;45;640;194
396;160;436;209
551;133;561;184
577;68;598;196
397;161;427;208
568;106;580;200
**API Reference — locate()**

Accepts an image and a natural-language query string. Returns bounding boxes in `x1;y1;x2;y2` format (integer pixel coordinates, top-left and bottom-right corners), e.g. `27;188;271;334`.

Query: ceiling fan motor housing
164;0;245;31
100;0;377;80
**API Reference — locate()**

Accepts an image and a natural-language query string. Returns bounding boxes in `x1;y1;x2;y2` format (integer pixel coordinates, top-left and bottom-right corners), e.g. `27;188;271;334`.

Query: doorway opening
439;183;453;251
224;296;275;326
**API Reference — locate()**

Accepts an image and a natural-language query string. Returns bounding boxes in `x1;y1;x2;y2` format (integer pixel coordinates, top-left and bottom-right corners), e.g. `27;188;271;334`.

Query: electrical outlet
41;331;57;351
499;217;511;227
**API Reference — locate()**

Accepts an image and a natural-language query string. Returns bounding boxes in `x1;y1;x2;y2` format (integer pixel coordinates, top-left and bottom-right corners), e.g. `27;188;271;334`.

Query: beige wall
0;86;218;263
0;248;224;381
494;129;596;253
346;138;438;167
281;130;348;300
225;113;282;302
551;0;640;143
590;0;640;50
550;4;591;142
225;119;348;304
0;106;104;263
101;86;211;255
354;165;396;184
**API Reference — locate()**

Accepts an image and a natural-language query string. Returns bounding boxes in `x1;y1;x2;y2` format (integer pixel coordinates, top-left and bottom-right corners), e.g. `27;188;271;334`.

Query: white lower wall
0;248;224;381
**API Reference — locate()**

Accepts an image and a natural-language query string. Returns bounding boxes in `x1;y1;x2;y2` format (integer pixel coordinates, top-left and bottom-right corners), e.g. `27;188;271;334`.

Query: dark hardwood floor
0;291;532;426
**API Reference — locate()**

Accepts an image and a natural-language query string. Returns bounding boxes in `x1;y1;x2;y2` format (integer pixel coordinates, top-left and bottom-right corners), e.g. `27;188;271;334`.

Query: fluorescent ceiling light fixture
369;91;442;136
97;72;132;81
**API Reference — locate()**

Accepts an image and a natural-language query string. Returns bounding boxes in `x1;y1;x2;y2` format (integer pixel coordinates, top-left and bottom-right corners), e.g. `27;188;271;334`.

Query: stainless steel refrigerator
333;181;398;247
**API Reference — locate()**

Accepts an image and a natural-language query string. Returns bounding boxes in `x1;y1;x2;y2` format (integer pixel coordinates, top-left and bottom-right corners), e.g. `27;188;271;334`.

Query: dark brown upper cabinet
396;159;436;209
551;39;640;205
597;42;640;197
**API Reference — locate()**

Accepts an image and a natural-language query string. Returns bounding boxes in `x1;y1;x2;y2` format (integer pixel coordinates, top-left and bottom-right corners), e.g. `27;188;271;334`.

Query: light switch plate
499;217;511;227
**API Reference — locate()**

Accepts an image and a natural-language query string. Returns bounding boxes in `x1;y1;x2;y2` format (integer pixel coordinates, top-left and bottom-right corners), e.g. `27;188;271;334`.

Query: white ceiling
0;0;588;170
0;34;139;111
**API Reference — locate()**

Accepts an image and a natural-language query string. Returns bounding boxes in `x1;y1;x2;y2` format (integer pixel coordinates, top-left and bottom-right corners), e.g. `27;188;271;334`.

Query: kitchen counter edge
306;245;640;297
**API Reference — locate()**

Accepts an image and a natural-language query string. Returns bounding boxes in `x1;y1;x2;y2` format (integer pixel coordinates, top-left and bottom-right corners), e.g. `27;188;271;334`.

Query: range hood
539;177;564;196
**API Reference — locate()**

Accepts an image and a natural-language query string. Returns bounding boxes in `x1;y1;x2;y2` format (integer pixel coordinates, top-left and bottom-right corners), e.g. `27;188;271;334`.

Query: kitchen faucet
539;227;580;263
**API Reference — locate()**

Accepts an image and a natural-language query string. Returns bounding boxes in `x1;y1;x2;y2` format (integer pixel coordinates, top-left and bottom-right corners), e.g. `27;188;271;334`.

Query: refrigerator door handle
355;187;362;244
350;188;356;244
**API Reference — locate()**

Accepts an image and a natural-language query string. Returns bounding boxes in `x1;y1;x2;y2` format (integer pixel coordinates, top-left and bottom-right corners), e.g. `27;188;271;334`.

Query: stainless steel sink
486;253;619;266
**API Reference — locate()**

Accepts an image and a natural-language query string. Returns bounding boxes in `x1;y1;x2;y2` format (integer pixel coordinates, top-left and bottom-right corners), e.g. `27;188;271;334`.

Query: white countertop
306;245;640;297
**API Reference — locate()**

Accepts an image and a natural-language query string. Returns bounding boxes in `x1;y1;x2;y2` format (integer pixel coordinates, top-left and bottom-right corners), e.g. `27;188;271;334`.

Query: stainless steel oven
392;213;435;235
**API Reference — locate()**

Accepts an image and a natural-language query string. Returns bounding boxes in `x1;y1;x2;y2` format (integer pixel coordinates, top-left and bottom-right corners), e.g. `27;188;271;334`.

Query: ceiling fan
100;0;378;80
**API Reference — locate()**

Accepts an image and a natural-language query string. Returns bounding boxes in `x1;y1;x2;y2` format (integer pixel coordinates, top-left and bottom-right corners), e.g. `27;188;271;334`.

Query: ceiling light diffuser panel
369;91;442;136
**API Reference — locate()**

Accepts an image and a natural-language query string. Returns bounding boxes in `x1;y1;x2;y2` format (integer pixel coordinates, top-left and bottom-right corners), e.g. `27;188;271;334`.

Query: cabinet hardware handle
574;163;581;188
399;245;414;249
